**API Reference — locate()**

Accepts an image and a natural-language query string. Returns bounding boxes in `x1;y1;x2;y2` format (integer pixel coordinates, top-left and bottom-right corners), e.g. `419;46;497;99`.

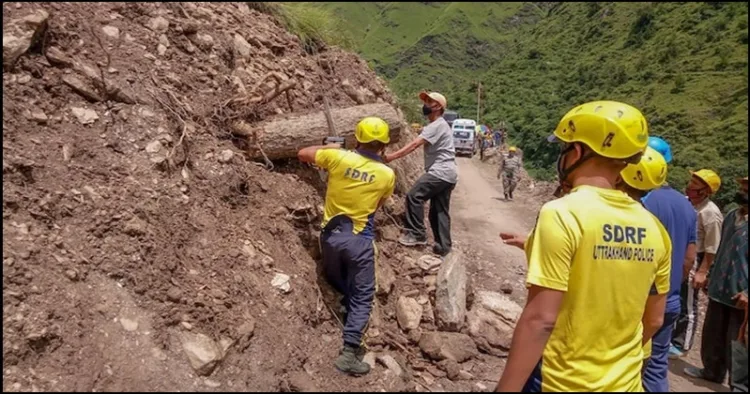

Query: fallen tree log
234;103;404;160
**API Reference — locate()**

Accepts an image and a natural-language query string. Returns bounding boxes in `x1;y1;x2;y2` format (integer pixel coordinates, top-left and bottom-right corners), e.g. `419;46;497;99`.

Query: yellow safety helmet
550;100;649;161
509;146;517;152
621;147;668;191
690;169;721;194
355;117;390;144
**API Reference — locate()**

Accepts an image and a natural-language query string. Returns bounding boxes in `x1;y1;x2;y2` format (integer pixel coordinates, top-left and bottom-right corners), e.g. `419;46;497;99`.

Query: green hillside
308;2;749;208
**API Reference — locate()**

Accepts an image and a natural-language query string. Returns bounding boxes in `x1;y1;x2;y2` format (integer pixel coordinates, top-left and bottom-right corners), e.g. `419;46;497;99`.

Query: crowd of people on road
297;91;747;393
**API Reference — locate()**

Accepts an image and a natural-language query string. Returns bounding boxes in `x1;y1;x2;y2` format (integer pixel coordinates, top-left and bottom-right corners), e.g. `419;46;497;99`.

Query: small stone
71;107;99;125
439;359;460;381
151;347;168;361
396;296;423;331
418;332;478;363
29;108;48;124
218;149;234;163
167;287;182;303
203;379;221;388
17;74;32;84
157;43;167;56
376;354;403;376
145;140;163;154
102;25;120;39
123;217;147;236
417;255;442;271
179;332;222;376
65;269;78;281
376;263;396;296
158;34;170;47
476;383;488;391
233;34;252;59
119;317;139;332
181;321;193;330
363;352;377;369
147;16;170;33
271;273;291;293
287;371;318;392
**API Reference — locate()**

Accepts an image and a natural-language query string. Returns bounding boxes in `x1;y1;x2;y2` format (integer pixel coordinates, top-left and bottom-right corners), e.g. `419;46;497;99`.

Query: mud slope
1;2;448;392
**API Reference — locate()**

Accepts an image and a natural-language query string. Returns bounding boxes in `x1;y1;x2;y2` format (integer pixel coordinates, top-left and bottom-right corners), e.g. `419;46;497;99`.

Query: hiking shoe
668;345;684;359
335;345;371;376
684;367;721;383
399;233;427;247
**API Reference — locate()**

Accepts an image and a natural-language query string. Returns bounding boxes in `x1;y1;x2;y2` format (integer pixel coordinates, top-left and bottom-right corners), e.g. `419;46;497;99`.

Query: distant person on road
685;176;748;385
297;117;396;376
618;142;697;392
671;169;724;358
384;91;457;257
498;146;522;200
495;101;672;392
493;129;502;147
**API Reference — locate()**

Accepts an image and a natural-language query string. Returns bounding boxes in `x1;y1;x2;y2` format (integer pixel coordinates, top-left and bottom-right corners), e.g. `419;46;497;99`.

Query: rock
44;47;75;67
476;383;488;391
167;287;182;302
145;140;163;154
123;217;148;236
151;347;168;361
271;273;291;293
17;74;31;84
396;297;423;331
181;321;193;331
147;16;170;33
191;33;214;50
65;269;78;281
377;354;403;377
179;332;222;376
70;107;99;125
119;317;139;332
421;301;435;323
218;149;234;163
3;10;49;69
157;43;167;56
203;379;221;388
287;371;318;392
438;359;460;381
363;352;377;369
500;280;513;295
467;308;514;353
476;291;522;323
417;255;442;271
29;108;48;124
102;25;120;39
233;34;252;59
376;263;395;296
158;34;170;47
435;251;467;332
418;332;478;363
407;328;423;344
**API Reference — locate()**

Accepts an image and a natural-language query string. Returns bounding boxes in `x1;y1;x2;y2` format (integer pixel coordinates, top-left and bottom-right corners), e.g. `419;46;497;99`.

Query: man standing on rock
495;101;672;392
498;146;522;200
297;117;396;376
617;141;697;392
671;169;724;358
385;91;457;257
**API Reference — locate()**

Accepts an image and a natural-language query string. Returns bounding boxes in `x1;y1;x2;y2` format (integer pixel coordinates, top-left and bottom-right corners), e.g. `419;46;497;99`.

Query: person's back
319;149;395;238
643;185;697;313
421;116;457;184
525;185;672;392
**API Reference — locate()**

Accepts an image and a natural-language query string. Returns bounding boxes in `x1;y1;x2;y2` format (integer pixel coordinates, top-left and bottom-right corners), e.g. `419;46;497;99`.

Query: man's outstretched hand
500;232;526;250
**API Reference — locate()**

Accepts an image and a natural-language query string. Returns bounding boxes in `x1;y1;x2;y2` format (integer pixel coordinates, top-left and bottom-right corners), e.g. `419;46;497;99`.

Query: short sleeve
419;124;439;145
653;222;673;295
314;149;344;171
703;211;723;254
525;204;580;292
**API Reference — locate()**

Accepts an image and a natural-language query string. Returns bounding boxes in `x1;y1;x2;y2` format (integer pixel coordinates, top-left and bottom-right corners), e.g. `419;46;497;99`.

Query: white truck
451;118;477;157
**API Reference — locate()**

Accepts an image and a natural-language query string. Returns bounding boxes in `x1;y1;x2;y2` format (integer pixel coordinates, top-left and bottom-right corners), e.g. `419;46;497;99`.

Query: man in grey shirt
385;91;458;256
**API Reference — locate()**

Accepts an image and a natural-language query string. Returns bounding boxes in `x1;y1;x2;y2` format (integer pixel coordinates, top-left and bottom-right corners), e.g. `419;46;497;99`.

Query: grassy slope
313;2;748;208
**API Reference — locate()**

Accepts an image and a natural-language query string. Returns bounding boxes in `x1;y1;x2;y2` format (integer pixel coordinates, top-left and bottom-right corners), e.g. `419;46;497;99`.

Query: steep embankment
322;2;749;208
1;2;438;392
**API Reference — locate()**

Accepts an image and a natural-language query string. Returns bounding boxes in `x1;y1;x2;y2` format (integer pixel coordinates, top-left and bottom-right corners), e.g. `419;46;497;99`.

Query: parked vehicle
443;110;460;127
452;118;477;157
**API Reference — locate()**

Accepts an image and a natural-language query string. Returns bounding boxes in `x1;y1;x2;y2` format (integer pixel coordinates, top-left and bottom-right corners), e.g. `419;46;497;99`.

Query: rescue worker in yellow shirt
297;117;396;376
495;101;672;392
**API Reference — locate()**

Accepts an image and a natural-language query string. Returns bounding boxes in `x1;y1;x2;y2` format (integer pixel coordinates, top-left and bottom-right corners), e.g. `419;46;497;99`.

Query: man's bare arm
495;286;564;392
384;137;425;163
297;144;341;164
642;293;667;345
683;243;697;281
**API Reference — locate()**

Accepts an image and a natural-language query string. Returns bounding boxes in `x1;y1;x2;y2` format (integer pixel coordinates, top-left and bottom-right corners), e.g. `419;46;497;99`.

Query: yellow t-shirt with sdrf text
524;185;672;392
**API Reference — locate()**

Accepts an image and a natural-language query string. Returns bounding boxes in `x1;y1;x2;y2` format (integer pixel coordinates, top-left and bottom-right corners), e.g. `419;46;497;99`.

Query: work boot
335;345;371;376
399;233;427;247
432;244;450;257
504;193;509;200
509;192;514;200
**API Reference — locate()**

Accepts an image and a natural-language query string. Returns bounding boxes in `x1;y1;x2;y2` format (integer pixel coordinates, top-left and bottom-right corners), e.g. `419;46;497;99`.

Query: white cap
419;91;447;109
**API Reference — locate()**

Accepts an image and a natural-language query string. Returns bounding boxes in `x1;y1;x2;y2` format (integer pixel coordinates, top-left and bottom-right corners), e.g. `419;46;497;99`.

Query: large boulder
3;9;49;69
418;332;477;363
434;251;467;332
466;291;521;356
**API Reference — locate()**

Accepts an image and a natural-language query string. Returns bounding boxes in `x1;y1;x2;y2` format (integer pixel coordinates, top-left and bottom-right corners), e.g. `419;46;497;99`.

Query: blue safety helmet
648;136;673;164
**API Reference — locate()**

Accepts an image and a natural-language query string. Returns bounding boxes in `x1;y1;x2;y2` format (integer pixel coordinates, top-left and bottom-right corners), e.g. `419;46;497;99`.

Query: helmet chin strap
554;143;594;198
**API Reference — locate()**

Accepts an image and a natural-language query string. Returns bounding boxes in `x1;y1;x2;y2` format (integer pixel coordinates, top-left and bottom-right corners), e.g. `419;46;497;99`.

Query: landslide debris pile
3;2;518;392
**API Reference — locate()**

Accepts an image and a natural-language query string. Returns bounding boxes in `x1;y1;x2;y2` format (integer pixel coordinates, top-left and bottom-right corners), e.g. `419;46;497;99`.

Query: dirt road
449;156;727;392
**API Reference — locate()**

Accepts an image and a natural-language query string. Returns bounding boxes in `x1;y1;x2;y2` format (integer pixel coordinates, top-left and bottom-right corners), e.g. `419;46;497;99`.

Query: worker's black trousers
405;173;456;254
699;299;745;383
